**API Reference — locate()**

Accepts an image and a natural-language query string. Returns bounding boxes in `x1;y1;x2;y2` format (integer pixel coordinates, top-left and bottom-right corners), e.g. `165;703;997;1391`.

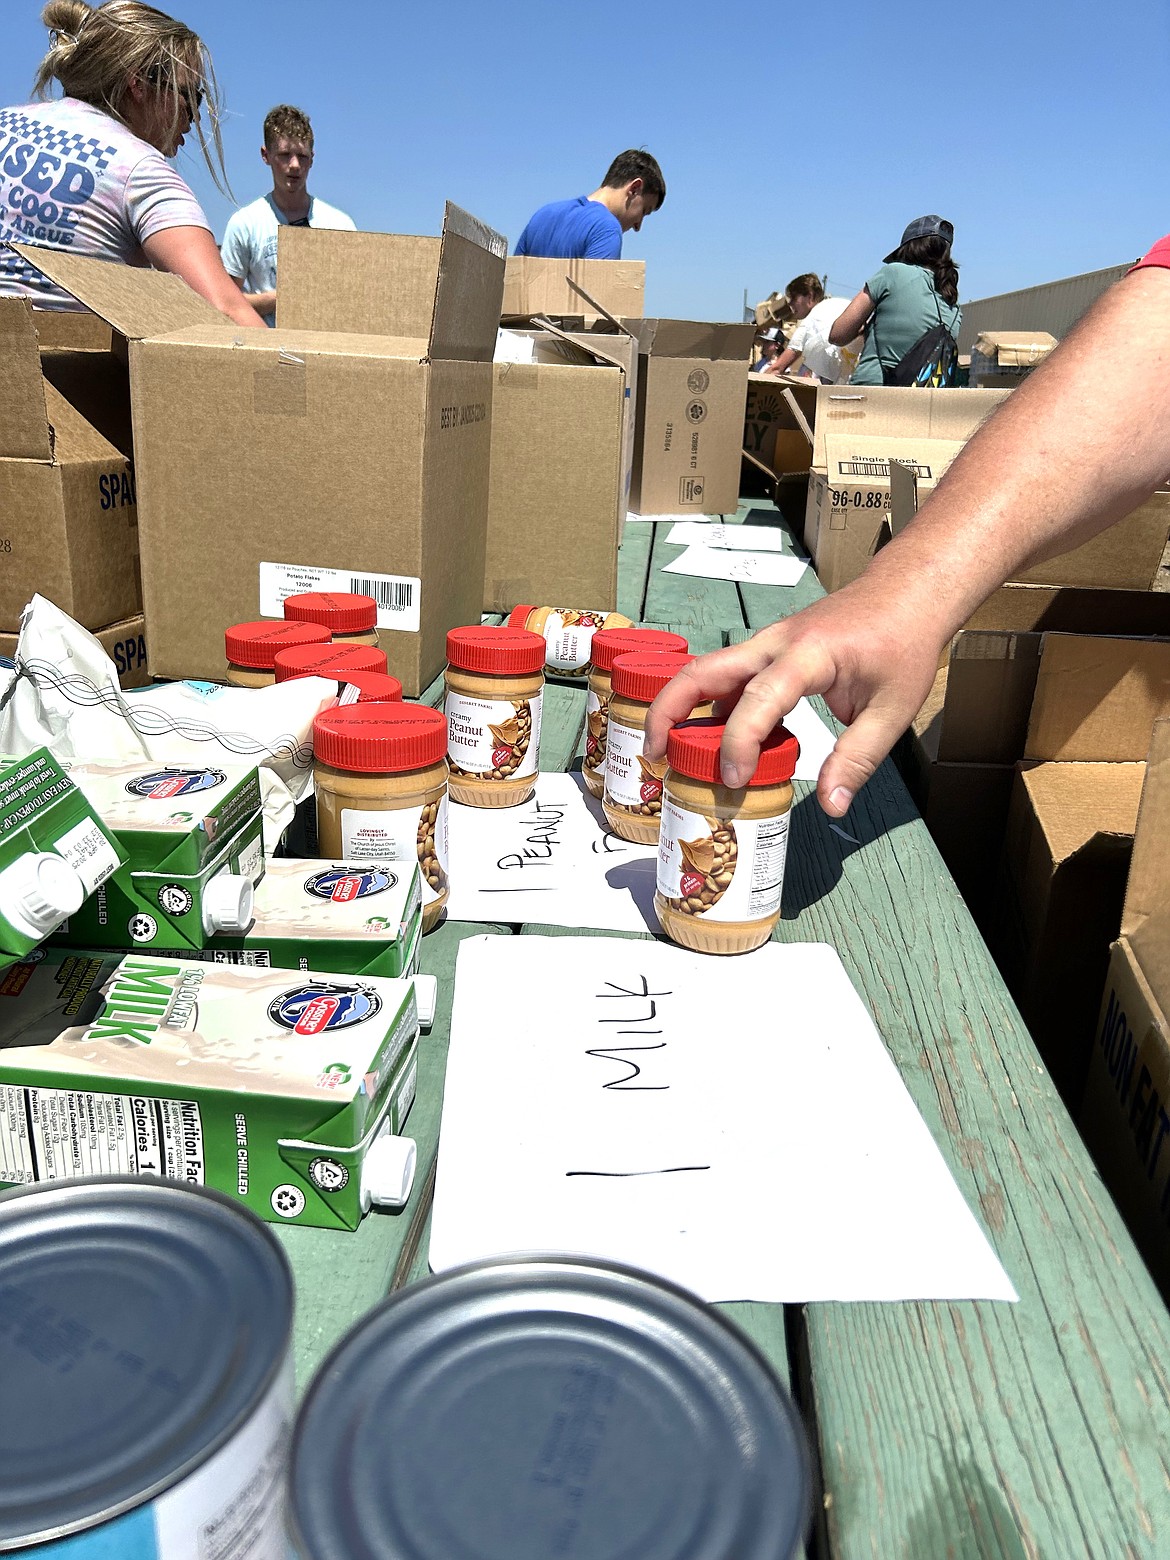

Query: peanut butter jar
284;591;381;648
444;627;545;808
655;720;799;956
603;653;712;843
224;619;331;687
507;605;633;679
582;628;689;799
314;703;449;933
273;641;388;685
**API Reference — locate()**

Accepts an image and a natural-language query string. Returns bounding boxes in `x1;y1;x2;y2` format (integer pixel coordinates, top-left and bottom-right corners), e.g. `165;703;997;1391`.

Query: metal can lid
289;1255;810;1560
0;1177;293;1547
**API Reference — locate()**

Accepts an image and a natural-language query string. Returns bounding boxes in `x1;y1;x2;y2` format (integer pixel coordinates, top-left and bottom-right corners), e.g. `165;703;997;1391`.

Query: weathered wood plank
641;522;748;635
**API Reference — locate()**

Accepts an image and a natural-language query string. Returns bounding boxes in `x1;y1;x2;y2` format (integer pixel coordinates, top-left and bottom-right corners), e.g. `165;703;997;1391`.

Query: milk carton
55;761;265;953
0;956;420;1230
0;750;125;970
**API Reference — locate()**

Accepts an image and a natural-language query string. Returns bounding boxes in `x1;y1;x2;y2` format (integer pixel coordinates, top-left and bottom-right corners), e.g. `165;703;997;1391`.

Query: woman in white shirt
0;0;263;327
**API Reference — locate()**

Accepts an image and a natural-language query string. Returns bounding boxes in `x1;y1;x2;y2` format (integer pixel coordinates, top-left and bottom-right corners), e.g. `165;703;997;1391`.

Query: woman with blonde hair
0;0;264;325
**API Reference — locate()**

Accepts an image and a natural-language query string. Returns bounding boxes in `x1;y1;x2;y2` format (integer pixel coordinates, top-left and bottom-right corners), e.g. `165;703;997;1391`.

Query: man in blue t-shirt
515;149;666;260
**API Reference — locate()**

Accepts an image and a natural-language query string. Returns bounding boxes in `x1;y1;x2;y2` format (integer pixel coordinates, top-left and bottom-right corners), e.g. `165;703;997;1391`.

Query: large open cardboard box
0;289;146;631
742;375;816;476
1079;719;1170;1294
629;320;755;514
17;205;506;695
501;257;644;322
484;323;628;612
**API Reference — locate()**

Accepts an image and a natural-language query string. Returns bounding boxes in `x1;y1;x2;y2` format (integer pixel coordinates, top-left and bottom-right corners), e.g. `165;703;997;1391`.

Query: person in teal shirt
829;216;961;385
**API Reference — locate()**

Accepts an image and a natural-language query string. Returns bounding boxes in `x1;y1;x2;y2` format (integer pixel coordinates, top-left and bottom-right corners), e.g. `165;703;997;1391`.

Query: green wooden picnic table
278;502;1170;1558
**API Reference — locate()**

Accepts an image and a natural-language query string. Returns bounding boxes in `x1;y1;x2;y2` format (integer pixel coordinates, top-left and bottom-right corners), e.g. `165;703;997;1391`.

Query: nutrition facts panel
0;1085;205;1184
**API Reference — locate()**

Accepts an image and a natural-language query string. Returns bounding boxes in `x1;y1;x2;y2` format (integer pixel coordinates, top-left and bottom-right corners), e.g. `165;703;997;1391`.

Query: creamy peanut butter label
446;693;542;781
656;799;789;922
340;796;449;906
603;718;664;811
540;610;607;673
583;687;611;776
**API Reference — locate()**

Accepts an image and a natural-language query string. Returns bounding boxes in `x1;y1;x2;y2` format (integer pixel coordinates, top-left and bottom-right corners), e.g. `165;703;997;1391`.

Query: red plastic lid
273;642;388;683
224;619;331;669
591;627;688;673
283;591;378;634
313;704;447;772
338;670;403;704
610;652;694;705
506;606;537;629
446;626;545;676
666;718;800;787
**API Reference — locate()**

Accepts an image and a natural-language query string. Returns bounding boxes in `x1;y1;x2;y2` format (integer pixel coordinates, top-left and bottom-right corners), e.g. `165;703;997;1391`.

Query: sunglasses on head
144;67;203;118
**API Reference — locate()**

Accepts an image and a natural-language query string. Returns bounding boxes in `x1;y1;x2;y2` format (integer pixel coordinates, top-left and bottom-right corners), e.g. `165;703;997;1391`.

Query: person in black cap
827;215;961;385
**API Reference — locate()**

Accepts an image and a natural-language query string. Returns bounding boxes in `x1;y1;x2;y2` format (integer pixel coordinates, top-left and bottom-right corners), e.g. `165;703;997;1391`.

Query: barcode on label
351;577;414;616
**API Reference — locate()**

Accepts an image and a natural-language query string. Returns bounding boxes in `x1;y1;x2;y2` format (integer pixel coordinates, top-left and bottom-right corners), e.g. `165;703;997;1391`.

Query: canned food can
0;1175;294;1555
289;1254;810;1559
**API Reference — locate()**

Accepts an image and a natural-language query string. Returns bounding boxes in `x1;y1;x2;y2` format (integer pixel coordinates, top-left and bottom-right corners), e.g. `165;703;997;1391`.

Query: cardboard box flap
0;298;51;460
1122;721;1170;1001
428;201;507;363
42;379;124;463
1025;634;1170;762
501;256;645;320
11;243;227;340
1024;760;1146;868
638;318;756;361
812;384;1009;468
142;323;429;361
531;317;629;373
277;229;441;336
973;330;1057;366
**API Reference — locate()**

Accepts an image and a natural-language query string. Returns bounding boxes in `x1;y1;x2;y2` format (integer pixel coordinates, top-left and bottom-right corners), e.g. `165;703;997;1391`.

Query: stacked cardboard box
903;628;1170;1104
968;330;1057;389
0;293;163;687
1079;719;1170;1293
16;204;506;697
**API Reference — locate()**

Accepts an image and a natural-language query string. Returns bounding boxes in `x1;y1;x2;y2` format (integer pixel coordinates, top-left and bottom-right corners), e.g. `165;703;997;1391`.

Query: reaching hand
643;579;948;816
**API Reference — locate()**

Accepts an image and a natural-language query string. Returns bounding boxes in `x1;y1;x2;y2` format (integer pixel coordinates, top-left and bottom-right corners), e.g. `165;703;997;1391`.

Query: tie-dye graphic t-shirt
0;96;209;311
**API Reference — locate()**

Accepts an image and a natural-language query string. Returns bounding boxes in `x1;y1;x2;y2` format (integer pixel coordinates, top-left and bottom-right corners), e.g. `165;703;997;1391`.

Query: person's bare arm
763;345;801;376
645;265;1170;812
142;226;268;328
828;287;873;345
236;285;276;320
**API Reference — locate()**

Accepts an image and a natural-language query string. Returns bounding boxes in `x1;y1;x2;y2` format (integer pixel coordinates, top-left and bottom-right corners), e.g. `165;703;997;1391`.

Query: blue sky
3;0;1168;318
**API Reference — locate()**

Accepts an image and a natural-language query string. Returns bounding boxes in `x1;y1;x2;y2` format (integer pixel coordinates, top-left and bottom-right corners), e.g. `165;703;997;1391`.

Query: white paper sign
444;773;660;932
664;522;794;552
661;545;808;587
783;698;836;780
431;936;1018;1303
624;511;722;524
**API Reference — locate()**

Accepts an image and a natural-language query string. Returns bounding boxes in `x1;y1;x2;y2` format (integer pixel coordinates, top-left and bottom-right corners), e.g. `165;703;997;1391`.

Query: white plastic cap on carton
412;974;438;1028
361;1127;417;1210
202;874;254;935
0;851;86;940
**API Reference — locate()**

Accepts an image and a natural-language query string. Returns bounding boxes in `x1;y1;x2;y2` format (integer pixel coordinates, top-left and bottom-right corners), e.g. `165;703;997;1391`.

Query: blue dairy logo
304;867;398;903
268;982;382;1035
125;768;226;800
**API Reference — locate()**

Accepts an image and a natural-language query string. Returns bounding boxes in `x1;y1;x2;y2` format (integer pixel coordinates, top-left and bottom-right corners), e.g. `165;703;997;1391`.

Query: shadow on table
603;856;660;935
783;768;923;917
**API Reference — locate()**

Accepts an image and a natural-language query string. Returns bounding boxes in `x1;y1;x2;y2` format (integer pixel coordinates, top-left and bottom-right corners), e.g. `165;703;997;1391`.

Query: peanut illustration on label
666;819;738;915
553;608;604;677
416;800;448;894
610;754;667;817
449;699;533;781
583;697;610;774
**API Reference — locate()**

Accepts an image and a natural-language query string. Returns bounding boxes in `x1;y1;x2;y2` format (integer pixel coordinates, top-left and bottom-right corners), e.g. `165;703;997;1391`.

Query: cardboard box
1079;720;1170;1292
969;330;1057;388
742;375;816;475
963;581;1170;639
17;205;507;696
484;324;627;612
1025;634;1170;761
997;759;1145;1103
501;257;645;322
0;295;145;631
892;455;1170;593
0;614;148;690
629;320;756;514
